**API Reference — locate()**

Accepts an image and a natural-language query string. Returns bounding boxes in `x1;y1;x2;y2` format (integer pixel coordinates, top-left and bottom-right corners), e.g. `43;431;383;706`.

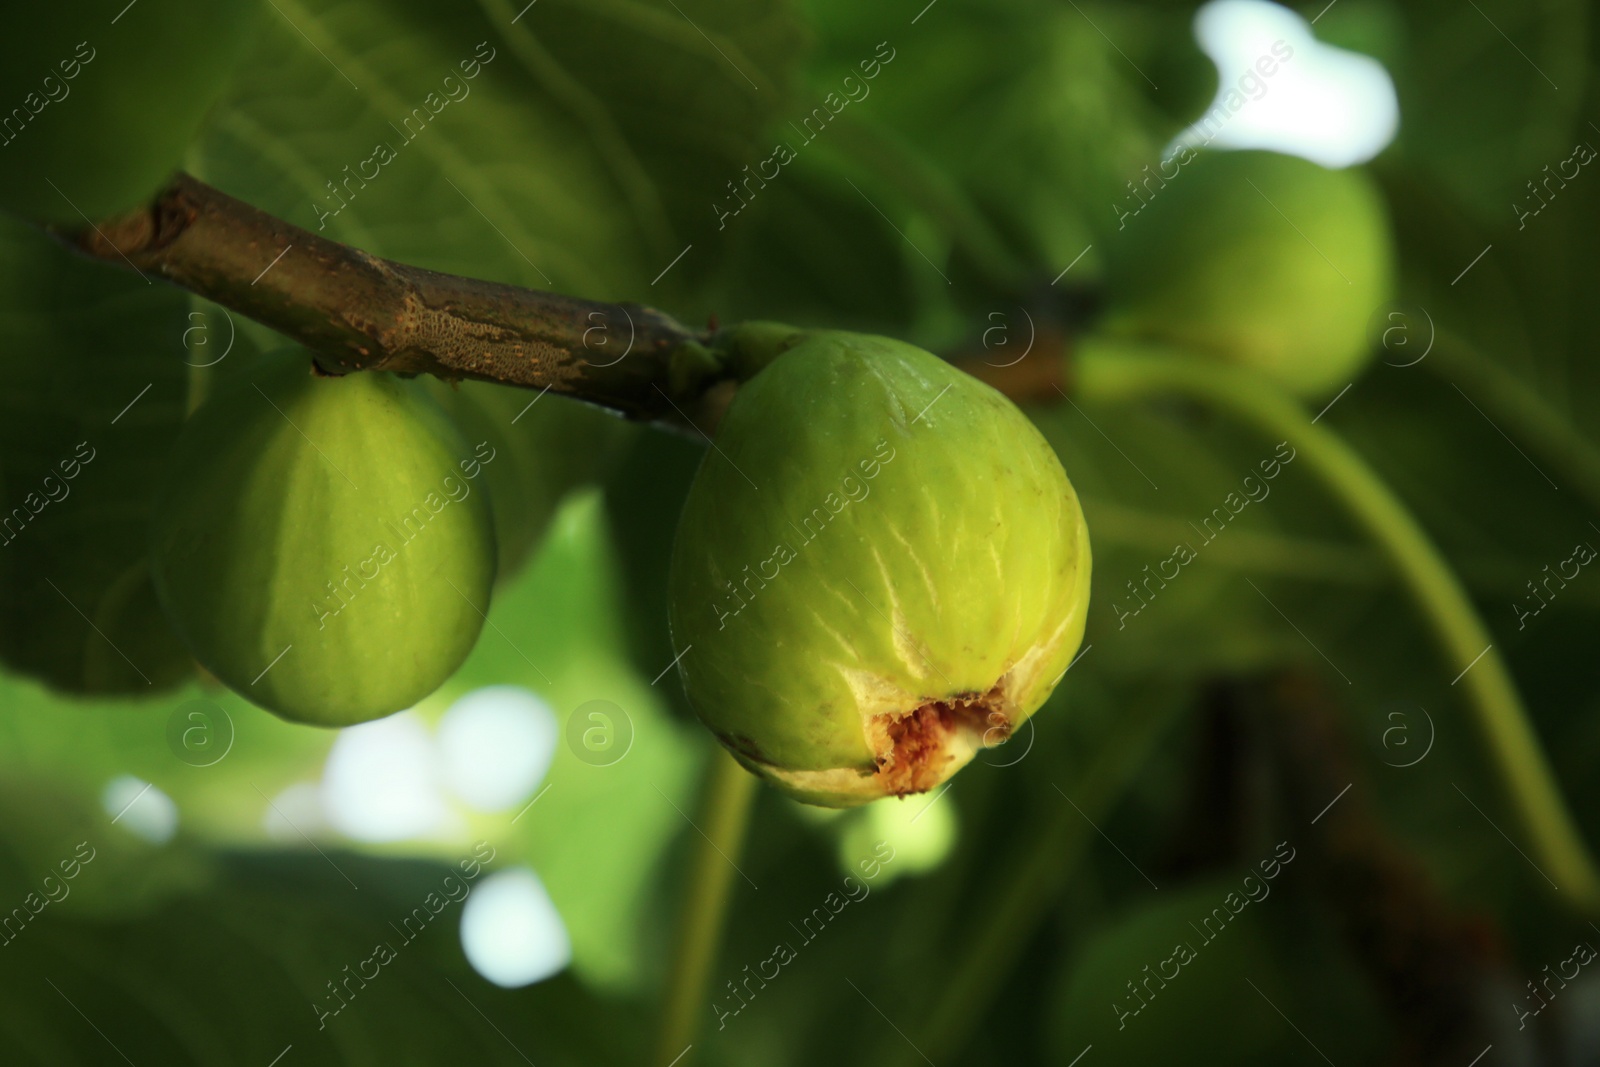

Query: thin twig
53;173;717;426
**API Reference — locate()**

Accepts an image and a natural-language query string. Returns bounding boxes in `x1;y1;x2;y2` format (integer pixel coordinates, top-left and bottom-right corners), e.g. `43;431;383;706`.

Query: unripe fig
150;357;496;726
1101;149;1393;397
668;332;1090;806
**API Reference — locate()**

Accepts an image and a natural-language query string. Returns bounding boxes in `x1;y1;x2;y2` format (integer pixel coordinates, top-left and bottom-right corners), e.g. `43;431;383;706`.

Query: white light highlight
459;867;572;987
102;775;178;844
839;792;957;886
320;712;452;842
262;781;327;841
437;686;558;814
1174;0;1398;168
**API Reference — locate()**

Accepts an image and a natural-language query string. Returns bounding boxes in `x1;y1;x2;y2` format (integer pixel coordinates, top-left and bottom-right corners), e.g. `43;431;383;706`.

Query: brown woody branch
56;173;722;426
54;173;1080;433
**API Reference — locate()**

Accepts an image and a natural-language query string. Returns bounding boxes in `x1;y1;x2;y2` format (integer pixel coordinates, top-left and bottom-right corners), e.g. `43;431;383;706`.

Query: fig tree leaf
480;0;805;267
428;379;636;581
443;493;702;991
1031;398;1326;679
0;0;259;223
794;0;1171;279
1377;105;1600;460
711;153;918;335
0;801;639;1065
0;218;192;695
1050;879;1388;1063
1384;0;1587;221
601;428;706;723
191;0;804;302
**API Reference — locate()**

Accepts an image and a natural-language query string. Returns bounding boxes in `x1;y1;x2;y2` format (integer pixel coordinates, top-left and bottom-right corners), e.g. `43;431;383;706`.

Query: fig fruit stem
48;173;778;430
1427;330;1600;516
1077;344;1600;912
654;747;759;1066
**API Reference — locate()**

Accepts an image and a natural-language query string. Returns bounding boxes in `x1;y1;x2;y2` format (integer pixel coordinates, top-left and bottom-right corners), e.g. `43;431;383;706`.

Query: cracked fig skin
668;332;1090;806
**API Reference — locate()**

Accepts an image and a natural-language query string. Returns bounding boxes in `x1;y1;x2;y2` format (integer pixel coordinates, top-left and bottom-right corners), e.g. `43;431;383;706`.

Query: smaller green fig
150;356;496;726
1100;149;1394;397
668;331;1091;806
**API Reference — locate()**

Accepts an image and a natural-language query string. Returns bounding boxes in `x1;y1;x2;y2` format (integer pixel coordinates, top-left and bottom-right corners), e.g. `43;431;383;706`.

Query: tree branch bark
53;172;1082;434
55;173;719;425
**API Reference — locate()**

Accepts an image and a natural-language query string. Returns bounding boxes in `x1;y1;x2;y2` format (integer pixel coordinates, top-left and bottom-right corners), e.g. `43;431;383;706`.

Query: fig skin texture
1101;149;1394;398
668;332;1090;806
150;358;496;726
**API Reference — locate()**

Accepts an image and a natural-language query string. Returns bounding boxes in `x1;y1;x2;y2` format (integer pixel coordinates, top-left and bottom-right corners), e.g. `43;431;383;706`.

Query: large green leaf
795;0;1178;283
601;428;706;725
1049;878;1388;1063
1031;395;1365;680
429;493;703;992
1380;0;1588;222
0;219;192;694
0;1;258;222
711;152;919;335
430;379;637;580
0;796;638;1065
192;0;805;301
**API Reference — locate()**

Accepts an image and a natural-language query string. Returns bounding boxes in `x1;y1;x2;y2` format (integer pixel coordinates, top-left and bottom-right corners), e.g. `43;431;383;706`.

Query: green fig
1101;149;1393;397
668;331;1090;806
150;356;496;726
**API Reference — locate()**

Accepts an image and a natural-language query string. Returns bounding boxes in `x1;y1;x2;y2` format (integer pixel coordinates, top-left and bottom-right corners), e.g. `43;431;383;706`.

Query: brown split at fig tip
873;686;1011;797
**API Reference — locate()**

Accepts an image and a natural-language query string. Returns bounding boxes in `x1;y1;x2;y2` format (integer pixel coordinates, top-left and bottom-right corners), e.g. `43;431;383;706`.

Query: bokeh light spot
1174;0;1398;168
102;775;178;844
438;686;558;813
321;712;451;842
460;867;572;987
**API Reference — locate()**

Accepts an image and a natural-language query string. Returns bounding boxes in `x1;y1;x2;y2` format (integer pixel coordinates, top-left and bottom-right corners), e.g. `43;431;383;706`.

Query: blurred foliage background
1;0;1598;1062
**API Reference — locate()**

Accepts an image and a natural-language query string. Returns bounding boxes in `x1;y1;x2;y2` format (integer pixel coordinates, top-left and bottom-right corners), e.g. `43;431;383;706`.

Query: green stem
1426;331;1600;514
654;748;760;1066
1075;342;1600;910
883;689;1187;1067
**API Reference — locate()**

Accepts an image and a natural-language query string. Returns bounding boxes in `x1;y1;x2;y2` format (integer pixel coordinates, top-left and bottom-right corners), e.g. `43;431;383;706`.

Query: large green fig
0;1;258;222
668;332;1090;806
1101;149;1393;397
150;356;496;726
